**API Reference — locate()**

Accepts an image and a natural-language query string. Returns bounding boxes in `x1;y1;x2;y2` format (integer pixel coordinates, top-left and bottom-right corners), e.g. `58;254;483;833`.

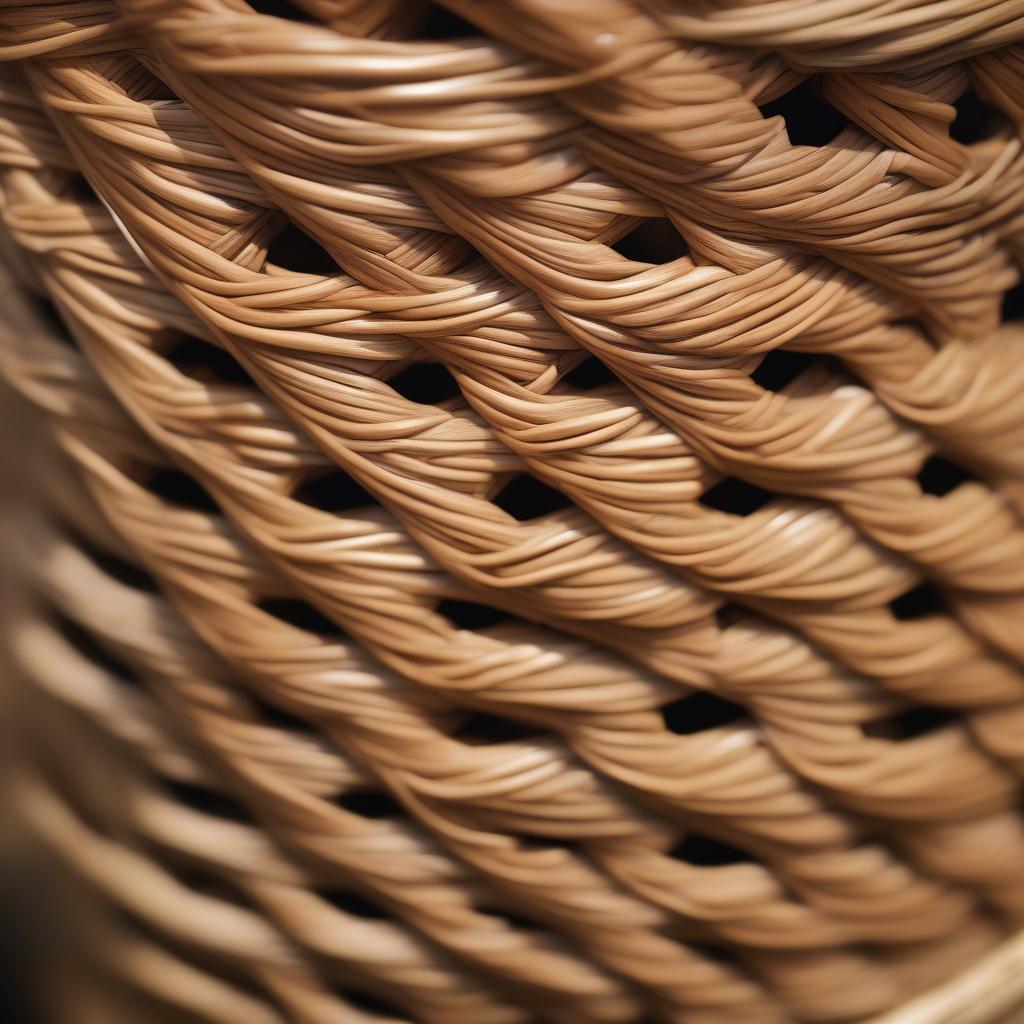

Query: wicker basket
3;1;1024;1022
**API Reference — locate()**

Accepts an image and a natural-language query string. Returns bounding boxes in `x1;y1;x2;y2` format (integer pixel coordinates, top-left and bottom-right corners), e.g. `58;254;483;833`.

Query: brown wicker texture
3;1;1024;1022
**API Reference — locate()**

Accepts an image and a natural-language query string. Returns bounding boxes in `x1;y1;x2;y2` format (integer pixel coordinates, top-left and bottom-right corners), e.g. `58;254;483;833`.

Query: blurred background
0;383;63;1024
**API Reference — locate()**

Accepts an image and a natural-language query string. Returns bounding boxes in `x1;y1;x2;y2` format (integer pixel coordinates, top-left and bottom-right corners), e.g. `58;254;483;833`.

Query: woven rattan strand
3;2;1024;1022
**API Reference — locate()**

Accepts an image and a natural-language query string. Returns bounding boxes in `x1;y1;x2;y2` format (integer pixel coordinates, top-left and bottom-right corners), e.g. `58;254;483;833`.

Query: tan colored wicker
3;1;1024;1022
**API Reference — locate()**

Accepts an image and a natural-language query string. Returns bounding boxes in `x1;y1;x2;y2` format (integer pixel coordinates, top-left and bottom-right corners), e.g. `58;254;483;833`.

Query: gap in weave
562;354;617;391
452;710;540;745
292;467;377;512
751;348;816;392
25;289;71;345
437;597;510;630
246;690;323;736
319;888;392;920
265;221;339;276
714;603;746;629
51;607;140;686
416;3;479;38
510;832;581;852
758;76;846;147
670;832;752;867
660;691;747;735
916;454;974;497
335;789;405;820
494;473;573;521
164;334;256;388
164;778;255;825
683;941;743;969
388;361;462;404
332;986;408;1020
257;596;346;637
147;466;220;514
162;858;254;910
1003;281;1024;321
888;581;946;621
66;522;159;592
61;173;97;206
476;903;543;932
698;477;773;516
611;218;689;264
864;705;957;740
950;87;1010;144
245;0;317;23
130;71;179;104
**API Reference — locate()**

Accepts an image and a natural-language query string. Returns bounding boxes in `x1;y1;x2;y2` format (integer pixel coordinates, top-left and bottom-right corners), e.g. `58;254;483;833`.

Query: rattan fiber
3;1;1024;1022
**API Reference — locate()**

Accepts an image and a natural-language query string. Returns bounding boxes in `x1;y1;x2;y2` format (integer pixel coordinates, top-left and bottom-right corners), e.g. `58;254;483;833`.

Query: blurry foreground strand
2;1;1024;1022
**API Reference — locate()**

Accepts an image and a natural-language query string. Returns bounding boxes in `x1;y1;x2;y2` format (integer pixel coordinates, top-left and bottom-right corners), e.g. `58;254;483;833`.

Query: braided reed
2;1;1024;1021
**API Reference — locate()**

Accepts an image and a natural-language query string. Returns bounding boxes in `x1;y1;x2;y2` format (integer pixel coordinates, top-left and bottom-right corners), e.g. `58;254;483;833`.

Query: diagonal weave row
3;1;1024;1022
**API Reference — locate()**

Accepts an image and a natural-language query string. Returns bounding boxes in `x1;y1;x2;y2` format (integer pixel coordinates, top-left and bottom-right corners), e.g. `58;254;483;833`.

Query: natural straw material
3;1;1024;1022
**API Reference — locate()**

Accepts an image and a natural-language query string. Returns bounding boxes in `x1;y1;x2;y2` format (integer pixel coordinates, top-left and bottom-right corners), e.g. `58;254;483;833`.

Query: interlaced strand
2;2;1024;1022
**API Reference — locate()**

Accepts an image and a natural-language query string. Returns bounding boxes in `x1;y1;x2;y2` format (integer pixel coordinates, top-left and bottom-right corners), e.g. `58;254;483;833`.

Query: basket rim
866;927;1024;1024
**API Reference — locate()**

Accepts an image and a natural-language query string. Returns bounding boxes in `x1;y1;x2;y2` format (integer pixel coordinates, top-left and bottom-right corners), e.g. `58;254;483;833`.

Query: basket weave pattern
3;2;1024;1022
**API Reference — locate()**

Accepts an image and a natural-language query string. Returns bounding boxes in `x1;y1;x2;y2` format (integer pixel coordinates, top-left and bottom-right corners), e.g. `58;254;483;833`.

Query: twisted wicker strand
3;1;1024;1021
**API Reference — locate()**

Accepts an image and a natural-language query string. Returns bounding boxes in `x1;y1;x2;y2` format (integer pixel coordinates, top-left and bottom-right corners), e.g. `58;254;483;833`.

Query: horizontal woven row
3;1;1024;1022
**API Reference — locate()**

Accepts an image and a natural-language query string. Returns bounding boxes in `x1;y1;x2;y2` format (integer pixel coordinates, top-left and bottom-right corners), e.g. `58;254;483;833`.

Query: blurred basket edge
4;1;1024;1023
